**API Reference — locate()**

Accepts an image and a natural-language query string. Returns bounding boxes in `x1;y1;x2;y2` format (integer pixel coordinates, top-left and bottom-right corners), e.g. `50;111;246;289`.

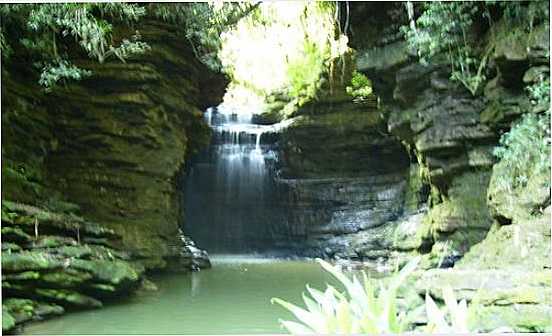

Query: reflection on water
26;256;380;335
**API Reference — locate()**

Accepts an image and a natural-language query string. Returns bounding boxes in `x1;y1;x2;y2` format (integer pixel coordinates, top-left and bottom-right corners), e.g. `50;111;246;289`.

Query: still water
25;256;369;335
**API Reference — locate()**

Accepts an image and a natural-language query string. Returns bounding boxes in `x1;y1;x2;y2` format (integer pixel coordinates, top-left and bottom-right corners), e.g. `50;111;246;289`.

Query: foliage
1;3;149;89
401;2;489;95
272;257;514;334
493;74;550;194
271;257;420;334
424;286;470;333
528;77;551;106
493;110;550;191
287;41;326;103
425;286;513;333
346;71;373;102
402;1;549;96
38;60;91;91
218;2;349;111
151;2;259;71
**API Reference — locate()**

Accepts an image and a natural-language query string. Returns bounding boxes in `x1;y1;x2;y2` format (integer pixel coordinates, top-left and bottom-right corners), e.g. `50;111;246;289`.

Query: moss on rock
1;252;63;273
2;307;16;332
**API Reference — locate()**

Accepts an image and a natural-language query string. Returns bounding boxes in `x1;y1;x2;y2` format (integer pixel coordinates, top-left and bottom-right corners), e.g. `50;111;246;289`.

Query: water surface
25;256;366;335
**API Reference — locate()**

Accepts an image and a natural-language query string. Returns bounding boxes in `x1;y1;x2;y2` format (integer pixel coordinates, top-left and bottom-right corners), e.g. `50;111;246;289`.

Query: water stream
26;108;332;335
184;106;286;254
25;256;362;335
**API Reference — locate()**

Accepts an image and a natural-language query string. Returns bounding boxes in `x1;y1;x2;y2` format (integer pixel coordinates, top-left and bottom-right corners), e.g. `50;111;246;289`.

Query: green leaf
279;320;314;334
271;298;327;333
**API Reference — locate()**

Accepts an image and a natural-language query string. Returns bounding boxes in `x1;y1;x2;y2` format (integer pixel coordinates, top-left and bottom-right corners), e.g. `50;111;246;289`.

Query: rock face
1;201;143;332
343;2;551;332
273;95;426;259
346;2;549;262
2;20;224;270
2;19;222;332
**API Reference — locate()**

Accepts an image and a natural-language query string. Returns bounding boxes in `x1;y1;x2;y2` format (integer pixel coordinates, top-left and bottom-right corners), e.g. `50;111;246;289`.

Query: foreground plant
425;286;513;334
271;257;420;334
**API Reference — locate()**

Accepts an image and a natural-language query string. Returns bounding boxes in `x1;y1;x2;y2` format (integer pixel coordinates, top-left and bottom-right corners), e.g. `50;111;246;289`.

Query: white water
185;107;283;253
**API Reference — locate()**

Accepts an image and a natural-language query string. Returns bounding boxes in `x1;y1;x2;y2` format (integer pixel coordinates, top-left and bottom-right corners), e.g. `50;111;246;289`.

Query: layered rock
1;201;143;333
272;94;424;260
2;18;221;332
345;2;551;332
2;20;224;269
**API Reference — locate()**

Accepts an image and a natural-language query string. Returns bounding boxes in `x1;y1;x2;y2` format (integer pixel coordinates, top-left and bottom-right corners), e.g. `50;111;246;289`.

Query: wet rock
1;252;64;273
1;227;32;244
1;242;22;253
40;269;93;288
3;298;64;325
70;259;142;290
34;289;102;309
30;236;78;249
2;306;16;332
392;212;425;251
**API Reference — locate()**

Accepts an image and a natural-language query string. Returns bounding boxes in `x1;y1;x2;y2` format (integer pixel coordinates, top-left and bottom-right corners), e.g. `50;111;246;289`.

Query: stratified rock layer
2;20;224;269
2;19;221;332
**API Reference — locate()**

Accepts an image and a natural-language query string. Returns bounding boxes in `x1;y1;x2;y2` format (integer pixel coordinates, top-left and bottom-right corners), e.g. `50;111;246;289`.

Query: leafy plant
346;71;373;102
152;2;260;71
493;75;550;193
425;286;513;333
425;286;470;333
271;257;420;334
38;60;91;91
1;3;149;89
287;41;326;103
528;77;551;107
401;2;490;96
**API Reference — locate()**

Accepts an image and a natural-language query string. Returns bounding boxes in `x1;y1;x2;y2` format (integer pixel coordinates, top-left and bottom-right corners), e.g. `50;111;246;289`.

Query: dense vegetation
1;1;550;334
216;2;350;114
0;3;254;89
402;1;549;95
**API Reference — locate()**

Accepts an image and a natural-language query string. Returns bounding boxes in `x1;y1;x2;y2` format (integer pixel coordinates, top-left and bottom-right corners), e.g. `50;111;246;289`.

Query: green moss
1;252;63;272
1;163;44;203
1;226;32;244
457;215;551;271
41;269;93;287
476;286;550;306
34;288;102;308
403;164;427;214
32;236;78;249
420;171;493;253
70;259;141;287
2;271;40;281
1;242;22;252
2;306;16;331
468;304;552;332
55;245;94;259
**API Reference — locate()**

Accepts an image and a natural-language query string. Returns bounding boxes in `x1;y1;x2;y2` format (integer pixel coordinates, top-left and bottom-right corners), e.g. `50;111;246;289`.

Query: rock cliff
2;19;224;332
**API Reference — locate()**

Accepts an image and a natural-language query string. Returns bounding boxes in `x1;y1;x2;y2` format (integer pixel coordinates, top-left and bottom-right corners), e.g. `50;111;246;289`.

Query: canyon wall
2;19;225;331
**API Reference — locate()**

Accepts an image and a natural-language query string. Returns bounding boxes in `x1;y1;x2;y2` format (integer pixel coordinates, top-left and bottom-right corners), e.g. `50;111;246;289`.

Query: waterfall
184;106;282;253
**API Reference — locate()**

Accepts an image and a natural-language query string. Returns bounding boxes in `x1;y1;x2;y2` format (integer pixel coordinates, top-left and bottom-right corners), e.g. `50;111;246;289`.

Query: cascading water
184;106;284;254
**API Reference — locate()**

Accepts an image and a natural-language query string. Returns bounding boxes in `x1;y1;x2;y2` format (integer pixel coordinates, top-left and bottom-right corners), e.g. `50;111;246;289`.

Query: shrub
425;286;470;333
493;112;550;191
401;2;489;95
1;4;149;89
271;257;420;334
346;71;373;102
425;286;513;333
